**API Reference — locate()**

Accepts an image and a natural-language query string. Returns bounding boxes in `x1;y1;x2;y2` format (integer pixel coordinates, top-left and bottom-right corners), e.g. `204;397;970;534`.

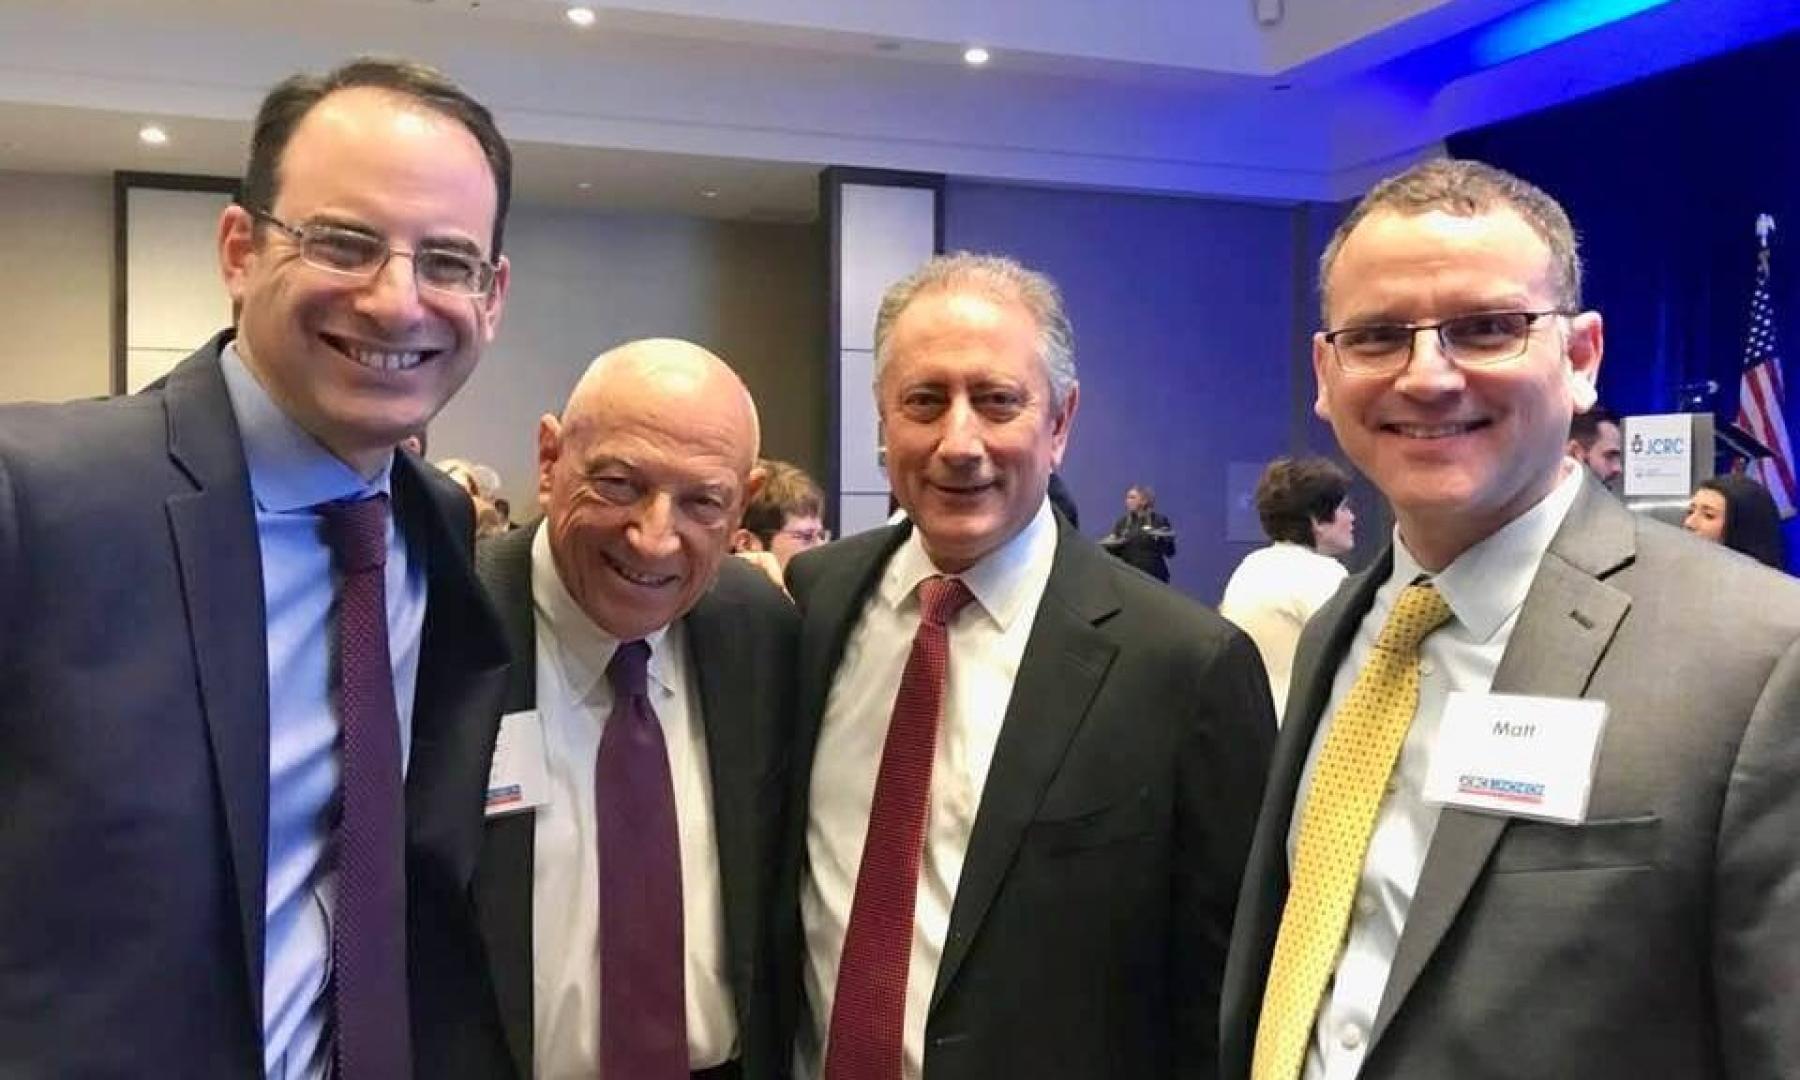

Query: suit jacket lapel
929;528;1120;1011
471;523;540;1080
1220;550;1388;1071
687;581;768;1035
1371;480;1635;1044
161;337;272;1012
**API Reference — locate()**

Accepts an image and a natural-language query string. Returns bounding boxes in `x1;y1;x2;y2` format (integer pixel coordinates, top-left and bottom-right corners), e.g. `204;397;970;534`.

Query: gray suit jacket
1220;478;1800;1079
471;524;799;1080
779;516;1276;1080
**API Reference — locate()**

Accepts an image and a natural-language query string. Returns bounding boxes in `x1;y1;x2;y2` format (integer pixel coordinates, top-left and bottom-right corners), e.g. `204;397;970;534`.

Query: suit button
1339;1024;1365;1051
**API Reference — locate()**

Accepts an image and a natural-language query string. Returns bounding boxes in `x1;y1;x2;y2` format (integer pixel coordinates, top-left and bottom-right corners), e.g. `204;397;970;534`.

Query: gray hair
872;252;1078;409
1319;158;1583;323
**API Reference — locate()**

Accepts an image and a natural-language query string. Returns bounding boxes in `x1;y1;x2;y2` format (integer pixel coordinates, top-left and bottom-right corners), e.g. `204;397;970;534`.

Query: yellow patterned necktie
1251;582;1454;1080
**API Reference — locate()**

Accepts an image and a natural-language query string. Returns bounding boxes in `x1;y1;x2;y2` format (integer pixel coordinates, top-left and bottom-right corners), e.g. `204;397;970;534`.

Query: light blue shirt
219;344;428;1080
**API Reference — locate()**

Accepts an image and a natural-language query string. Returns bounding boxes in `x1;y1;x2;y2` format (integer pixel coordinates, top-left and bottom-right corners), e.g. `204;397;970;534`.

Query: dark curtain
1449;28;1800;565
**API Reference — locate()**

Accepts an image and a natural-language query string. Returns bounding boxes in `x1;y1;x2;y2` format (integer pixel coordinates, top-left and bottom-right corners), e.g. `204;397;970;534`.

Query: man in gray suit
1221;159;1800;1079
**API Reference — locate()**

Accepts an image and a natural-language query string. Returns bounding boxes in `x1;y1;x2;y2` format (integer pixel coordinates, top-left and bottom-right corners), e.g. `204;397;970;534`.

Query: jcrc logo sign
1630;432;1687;457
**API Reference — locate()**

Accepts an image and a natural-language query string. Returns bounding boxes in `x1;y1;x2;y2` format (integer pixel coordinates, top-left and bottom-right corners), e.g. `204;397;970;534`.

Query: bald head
537;337;766;640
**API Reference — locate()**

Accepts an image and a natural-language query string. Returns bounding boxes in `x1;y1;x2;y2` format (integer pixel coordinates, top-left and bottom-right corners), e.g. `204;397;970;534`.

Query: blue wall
943;181;1330;601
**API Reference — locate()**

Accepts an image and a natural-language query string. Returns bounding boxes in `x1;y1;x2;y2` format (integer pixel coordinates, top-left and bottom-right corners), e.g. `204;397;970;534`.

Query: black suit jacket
777;517;1276;1080
0;336;513;1078
472;526;799;1080
1219;480;1800;1078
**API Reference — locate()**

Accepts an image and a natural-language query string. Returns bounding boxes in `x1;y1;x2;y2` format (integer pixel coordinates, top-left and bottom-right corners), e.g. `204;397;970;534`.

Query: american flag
1737;215;1797;518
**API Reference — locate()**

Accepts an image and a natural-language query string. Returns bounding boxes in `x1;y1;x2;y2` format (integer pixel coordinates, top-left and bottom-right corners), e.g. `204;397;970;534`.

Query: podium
1621;412;1774;526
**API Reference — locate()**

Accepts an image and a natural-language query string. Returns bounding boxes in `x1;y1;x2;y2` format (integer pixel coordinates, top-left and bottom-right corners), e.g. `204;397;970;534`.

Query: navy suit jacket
0;335;514;1077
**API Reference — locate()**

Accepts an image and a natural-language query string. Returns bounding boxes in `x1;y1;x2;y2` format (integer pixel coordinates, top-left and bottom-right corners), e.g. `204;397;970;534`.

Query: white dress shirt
1287;462;1582;1080
528;525;737;1079
799;498;1058;1080
1219;542;1349;720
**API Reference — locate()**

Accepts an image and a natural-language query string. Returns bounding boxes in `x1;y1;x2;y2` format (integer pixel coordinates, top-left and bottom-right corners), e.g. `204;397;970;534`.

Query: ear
732;528;765;553
1563;310;1603;409
478;254;511;340
1048;382;1080;469
1312;331;1334;420
535;413;562;512
217;204;257;304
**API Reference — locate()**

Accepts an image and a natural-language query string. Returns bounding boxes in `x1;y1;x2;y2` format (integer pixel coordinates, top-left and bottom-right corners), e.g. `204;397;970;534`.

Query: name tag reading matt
1422;691;1608;825
485;710;551;818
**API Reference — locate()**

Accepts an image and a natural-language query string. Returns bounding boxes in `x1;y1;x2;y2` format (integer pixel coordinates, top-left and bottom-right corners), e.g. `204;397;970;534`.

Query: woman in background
1101;484;1177;582
1683;472;1788;570
1220;457;1356;719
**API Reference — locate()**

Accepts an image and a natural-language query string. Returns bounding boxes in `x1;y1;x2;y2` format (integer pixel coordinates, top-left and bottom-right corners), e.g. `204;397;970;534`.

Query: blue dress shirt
219;344;428;1080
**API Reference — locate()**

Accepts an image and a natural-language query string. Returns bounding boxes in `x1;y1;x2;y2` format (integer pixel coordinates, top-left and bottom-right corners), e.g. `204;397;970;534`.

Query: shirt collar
879;495;1057;631
219;340;393;513
1390;459;1584;642
530;521;674;704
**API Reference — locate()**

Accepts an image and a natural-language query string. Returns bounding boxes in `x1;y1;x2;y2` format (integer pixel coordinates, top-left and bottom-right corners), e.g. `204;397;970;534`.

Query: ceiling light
963;46;990;66
566;6;596;28
700;188;719;200
138;125;169;147
577;181;593;190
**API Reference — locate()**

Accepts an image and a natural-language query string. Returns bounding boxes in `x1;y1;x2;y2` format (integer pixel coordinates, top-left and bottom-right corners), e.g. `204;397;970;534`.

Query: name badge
485;710;551;818
1422;691;1607;825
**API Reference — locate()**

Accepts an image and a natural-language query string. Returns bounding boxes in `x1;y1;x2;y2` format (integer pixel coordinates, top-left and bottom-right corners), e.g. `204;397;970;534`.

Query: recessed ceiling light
566;6;596;27
138;125;169;147
577;181;593;190
700;188;719;200
963;46;990;66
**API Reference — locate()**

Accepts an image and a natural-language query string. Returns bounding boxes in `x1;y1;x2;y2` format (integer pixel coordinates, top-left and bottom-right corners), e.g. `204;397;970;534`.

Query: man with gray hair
1221;158;1800;1079
778;252;1276;1080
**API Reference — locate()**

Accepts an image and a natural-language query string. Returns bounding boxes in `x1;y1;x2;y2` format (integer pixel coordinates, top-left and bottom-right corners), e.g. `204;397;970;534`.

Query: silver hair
872;251;1078;409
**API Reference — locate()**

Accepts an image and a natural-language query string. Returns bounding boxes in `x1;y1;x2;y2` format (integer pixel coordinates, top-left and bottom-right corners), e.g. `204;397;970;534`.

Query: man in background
474;339;797;1080
781;252;1274;1080
1222;158;1800;1079
0;58;515;1077
1566;404;1623;491
733;457;829;590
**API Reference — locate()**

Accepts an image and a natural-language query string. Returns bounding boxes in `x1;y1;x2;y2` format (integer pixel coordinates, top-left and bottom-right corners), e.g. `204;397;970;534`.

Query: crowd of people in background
2;53;1798;1080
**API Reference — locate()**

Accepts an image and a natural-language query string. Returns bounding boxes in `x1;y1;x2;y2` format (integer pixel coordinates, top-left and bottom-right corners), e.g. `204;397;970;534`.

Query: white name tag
485;710;551;818
1422;691;1608;825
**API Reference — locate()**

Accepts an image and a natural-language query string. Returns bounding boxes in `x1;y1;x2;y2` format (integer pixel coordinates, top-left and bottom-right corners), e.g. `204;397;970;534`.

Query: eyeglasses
1322;309;1569;376
244;206;498;298
775;526;831;547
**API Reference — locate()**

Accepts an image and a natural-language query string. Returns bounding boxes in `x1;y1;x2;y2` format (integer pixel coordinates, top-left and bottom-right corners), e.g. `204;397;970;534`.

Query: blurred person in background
1219;457;1355;717
1100;483;1177;581
1684;472;1789;570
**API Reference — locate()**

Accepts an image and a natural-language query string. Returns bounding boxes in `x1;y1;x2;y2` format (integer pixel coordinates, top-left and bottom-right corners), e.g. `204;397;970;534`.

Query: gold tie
1251;582;1453;1080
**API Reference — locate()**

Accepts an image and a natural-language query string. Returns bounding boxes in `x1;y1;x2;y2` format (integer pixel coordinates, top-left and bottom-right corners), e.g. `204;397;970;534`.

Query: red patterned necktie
825;575;976;1080
318;494;411;1080
597;639;688;1079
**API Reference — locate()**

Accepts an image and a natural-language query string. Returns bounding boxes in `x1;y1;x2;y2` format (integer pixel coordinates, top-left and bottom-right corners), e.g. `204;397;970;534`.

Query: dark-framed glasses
244;206;498;298
1322;309;1569;376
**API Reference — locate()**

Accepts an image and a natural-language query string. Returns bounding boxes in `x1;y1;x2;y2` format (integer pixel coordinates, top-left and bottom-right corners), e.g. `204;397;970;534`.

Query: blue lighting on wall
1471;0;1678;67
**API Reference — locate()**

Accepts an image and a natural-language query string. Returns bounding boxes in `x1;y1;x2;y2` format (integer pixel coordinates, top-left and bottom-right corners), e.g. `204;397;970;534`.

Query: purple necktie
597;639;687;1079
318;495;412;1080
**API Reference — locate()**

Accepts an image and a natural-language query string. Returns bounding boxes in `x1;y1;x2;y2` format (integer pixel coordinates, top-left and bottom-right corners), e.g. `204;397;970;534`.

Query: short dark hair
1697;473;1789;570
1568;405;1618;449
1320;158;1581;322
241;56;513;254
742;459;823;545
1255;457;1351;547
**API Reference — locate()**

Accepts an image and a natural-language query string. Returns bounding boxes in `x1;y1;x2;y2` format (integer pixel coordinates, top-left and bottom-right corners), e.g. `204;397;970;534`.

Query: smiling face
1313;206;1602;569
219;86;509;476
879;288;1078;573
537;342;760;642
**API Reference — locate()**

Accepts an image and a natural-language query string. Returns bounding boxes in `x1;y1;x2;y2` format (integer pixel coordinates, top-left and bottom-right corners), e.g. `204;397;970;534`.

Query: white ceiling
0;0;1795;221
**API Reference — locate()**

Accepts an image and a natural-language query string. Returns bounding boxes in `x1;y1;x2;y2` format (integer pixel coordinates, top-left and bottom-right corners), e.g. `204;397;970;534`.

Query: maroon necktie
825;575;976;1080
597;639;688;1079
318;494;412;1080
